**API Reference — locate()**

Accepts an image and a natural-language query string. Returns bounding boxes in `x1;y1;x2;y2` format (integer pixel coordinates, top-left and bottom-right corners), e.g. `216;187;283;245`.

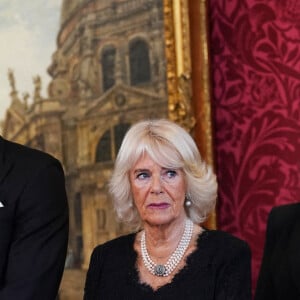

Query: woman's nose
150;174;163;194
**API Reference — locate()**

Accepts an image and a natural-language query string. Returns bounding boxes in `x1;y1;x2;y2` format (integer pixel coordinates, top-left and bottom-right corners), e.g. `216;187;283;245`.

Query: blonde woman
84;119;251;299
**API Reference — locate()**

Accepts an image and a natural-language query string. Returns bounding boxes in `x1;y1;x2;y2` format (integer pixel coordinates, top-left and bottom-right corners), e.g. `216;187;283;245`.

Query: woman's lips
147;203;170;209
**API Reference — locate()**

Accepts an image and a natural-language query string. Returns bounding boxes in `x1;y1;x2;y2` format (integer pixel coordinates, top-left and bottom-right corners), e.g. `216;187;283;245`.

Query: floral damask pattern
209;0;300;294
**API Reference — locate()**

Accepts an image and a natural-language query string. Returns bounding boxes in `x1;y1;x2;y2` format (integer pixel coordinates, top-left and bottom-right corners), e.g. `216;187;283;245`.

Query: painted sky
0;0;61;121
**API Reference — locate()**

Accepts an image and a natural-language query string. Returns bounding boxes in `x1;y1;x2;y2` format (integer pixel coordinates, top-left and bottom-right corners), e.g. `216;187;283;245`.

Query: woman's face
129;153;187;227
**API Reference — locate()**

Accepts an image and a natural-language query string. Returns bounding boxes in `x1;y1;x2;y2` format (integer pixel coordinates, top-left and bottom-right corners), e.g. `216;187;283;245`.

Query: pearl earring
185;200;192;207
185;194;192;207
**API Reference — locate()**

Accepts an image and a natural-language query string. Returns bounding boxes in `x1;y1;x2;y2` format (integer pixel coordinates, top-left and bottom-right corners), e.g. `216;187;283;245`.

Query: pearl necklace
140;219;194;277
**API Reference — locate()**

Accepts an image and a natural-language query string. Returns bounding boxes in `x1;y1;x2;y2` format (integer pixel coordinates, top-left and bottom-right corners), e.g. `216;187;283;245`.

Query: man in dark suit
0;136;69;299
255;202;300;300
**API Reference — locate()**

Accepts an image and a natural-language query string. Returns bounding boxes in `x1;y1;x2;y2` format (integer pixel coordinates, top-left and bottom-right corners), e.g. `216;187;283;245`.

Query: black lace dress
84;229;251;300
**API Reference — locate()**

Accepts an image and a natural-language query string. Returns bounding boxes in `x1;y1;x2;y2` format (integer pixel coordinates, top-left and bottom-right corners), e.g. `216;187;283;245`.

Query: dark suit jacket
0;136;69;299
255;203;300;300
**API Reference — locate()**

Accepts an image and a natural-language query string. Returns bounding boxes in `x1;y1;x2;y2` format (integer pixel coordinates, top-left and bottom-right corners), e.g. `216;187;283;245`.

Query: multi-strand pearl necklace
140;219;194;277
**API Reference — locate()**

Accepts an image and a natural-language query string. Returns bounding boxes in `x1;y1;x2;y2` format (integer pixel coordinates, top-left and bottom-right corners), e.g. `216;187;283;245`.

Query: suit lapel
0;137;14;207
0;136;15;284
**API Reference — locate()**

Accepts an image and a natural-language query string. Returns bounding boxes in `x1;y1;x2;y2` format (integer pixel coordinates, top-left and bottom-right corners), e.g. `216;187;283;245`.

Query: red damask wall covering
208;0;300;294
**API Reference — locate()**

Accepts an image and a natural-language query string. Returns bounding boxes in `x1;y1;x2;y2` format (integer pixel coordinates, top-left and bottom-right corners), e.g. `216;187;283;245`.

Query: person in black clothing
0;136;69;299
84;119;251;299
255;203;300;300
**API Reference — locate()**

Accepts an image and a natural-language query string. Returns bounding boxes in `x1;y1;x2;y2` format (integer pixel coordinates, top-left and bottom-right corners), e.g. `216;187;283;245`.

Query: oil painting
0;1;211;298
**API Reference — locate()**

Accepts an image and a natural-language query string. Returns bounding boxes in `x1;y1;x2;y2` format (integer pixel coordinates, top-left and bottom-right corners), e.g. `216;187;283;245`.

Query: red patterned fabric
208;0;300;295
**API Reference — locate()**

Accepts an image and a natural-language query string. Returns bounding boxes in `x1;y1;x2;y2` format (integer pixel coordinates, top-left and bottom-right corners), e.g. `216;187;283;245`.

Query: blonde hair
109;119;217;230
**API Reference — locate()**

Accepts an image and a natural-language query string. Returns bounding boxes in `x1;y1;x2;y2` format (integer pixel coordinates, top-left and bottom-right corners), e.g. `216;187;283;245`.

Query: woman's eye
165;170;177;178
136;172;149;180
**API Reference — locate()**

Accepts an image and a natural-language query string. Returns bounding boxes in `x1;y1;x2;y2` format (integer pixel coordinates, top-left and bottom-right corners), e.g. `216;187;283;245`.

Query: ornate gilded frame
164;0;216;229
164;0;194;131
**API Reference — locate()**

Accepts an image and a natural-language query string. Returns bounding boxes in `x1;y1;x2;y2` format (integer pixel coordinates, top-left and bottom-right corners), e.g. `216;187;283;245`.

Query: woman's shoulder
200;229;250;255
92;232;136;256
187;229;251;273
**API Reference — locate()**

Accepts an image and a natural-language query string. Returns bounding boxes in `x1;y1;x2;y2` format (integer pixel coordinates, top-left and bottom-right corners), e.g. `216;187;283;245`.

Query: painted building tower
3;0;168;270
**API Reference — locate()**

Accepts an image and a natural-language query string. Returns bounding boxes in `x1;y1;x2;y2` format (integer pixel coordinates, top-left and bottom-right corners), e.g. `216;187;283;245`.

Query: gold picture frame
164;0;194;131
164;0;216;229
